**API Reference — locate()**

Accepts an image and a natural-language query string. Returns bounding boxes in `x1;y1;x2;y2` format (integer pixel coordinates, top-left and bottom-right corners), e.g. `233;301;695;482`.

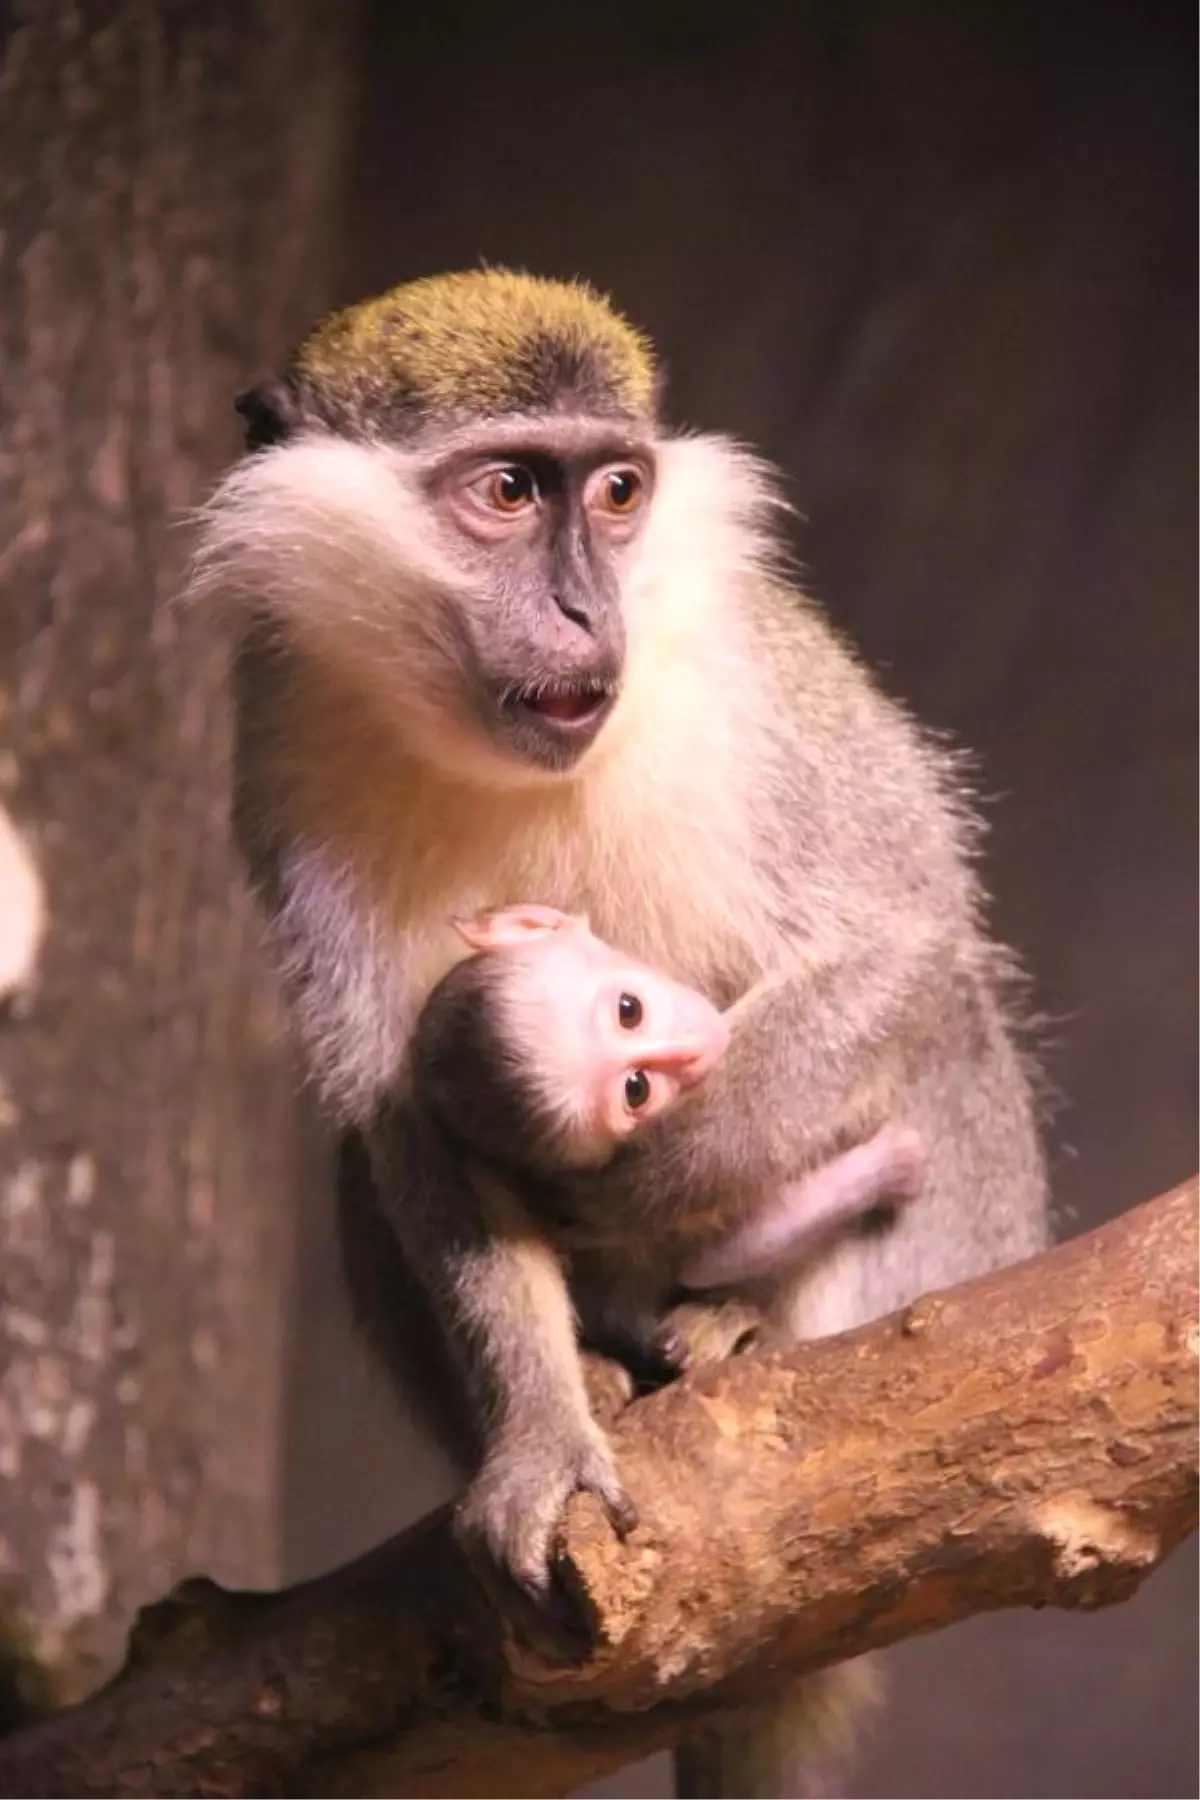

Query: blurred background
1;2;1195;1794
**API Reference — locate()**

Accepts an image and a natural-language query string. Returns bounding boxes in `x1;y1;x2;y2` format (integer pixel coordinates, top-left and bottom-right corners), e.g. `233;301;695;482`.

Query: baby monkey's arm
679;1123;926;1290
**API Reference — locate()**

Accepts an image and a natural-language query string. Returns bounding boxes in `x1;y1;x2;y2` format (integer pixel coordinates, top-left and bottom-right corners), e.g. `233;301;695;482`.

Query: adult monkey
190;269;1049;1797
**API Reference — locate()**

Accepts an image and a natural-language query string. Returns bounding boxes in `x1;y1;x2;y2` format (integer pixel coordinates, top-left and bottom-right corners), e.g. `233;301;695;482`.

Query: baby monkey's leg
678;1124;926;1292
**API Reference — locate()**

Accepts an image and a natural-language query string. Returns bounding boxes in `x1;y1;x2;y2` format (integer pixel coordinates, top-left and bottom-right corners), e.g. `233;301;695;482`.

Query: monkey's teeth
522;685;609;723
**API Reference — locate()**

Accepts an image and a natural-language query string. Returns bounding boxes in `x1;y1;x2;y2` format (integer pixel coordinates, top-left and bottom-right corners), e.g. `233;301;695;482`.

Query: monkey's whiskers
513;677;614;725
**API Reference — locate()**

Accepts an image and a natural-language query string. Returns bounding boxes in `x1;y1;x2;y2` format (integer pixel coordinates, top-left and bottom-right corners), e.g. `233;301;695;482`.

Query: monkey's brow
418;413;656;467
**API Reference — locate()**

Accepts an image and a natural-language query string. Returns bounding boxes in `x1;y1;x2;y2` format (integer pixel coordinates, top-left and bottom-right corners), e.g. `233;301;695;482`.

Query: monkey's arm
677;1123;927;1291
365;1099;636;1598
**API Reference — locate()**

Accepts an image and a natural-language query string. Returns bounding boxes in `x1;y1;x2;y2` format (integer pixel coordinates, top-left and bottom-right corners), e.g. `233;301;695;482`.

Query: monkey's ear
452;905;579;952
234;378;300;452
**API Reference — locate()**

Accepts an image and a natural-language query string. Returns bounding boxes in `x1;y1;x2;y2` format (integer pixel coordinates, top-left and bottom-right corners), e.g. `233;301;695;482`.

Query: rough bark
0;0;360;1716
0;1179;1192;1800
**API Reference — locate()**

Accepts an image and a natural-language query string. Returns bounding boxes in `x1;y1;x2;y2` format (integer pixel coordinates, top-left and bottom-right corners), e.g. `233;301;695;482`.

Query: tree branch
0;1179;1195;1800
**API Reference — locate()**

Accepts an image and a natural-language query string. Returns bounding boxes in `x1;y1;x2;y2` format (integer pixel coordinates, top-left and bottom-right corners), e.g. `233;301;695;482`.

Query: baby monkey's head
411;905;730;1175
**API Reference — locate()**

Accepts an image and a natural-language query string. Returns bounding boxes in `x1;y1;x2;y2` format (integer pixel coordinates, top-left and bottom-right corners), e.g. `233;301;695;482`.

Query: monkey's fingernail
607;1493;639;1537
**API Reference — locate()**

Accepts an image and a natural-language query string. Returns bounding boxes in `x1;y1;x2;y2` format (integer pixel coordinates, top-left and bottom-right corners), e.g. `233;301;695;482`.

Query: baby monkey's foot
659;1296;764;1370
580;1295;763;1391
585;1312;691;1390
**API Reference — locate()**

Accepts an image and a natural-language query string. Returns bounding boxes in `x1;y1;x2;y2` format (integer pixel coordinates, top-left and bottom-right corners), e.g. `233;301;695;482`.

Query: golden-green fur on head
294;267;658;428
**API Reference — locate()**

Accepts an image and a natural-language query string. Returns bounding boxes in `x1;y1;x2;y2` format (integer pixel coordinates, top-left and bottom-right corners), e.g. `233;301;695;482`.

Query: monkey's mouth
506;678;617;732
493;675;619;771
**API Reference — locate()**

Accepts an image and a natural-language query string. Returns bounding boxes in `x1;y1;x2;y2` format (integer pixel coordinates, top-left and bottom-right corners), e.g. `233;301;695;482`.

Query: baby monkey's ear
451;904;585;952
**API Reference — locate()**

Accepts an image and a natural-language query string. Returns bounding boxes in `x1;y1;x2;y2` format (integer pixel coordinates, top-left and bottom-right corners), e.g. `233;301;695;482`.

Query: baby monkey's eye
617;992;643;1029
624;1069;650;1110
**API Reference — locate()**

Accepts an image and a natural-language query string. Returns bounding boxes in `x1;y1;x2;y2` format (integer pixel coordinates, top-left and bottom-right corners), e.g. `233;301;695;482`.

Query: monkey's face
422;415;655;778
200;272;787;793
201;401;658;787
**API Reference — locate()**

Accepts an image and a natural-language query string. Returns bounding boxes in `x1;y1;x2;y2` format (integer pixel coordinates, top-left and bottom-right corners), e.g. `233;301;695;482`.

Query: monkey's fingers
454;1422;636;1631
577;1439;639;1539
581;1350;637;1425
661;1296;763;1367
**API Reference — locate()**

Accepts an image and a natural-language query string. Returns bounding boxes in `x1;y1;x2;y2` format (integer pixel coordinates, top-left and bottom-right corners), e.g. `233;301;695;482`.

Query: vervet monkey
411;902;926;1379
190;267;1049;1798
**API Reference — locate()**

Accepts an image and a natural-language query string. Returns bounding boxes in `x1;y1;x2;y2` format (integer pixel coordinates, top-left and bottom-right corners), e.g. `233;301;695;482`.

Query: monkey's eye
592;465;645;517
624;1069;651;1110
617;992;643;1029
478;465;538;514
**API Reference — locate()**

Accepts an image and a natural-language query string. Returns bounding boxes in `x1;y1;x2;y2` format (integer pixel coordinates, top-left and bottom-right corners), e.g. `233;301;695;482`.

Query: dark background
282;5;1198;1795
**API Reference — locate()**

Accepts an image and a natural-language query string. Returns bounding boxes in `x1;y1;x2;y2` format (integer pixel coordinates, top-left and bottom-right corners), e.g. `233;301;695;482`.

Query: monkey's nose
673;1010;732;1084
552;590;594;632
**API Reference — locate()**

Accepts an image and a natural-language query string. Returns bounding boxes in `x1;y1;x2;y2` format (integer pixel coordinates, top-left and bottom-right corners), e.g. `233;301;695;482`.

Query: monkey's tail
673;1655;884;1799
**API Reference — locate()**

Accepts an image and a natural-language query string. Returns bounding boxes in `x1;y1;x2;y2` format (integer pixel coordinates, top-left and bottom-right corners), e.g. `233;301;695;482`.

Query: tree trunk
0;0;360;1718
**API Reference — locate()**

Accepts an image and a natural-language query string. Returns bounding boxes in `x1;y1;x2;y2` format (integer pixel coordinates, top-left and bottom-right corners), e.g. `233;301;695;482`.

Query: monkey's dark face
217;383;666;787
424;416;655;776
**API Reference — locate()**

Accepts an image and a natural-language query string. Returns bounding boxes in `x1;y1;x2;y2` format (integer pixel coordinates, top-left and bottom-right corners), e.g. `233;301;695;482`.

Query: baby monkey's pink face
453;904;731;1166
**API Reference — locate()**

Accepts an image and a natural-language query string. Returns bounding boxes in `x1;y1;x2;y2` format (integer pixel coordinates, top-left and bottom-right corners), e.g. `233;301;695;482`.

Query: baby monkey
410;905;927;1376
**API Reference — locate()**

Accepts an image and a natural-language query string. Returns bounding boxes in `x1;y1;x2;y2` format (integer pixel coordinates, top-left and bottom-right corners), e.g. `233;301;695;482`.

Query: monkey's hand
455;1414;636;1625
